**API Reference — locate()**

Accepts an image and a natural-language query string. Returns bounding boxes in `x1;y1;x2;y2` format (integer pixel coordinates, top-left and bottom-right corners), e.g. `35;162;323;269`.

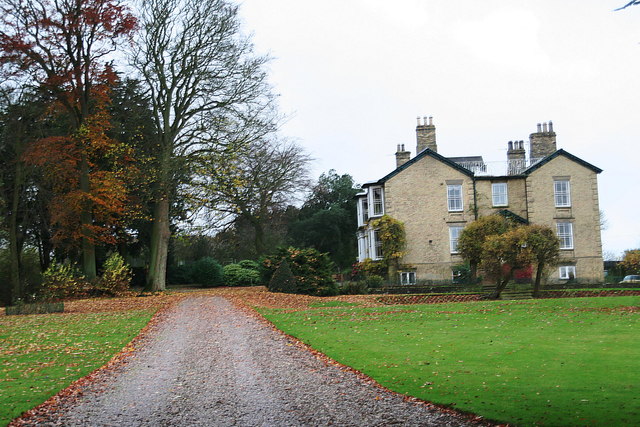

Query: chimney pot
416;116;421;126
537;123;542;132
415;115;437;153
508;141;513;150
530;122;557;158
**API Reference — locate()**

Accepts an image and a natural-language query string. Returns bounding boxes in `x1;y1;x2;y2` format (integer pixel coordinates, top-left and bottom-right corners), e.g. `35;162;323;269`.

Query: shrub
262;247;337;296
40;262;89;301
341;281;369;295
6;301;64;315
364;274;385;289
167;263;194;285
191;257;223;288
238;259;260;271
97;253;132;296
223;263;261;286
268;259;298;293
340;275;384;295
353;258;387;279
0;247;43;302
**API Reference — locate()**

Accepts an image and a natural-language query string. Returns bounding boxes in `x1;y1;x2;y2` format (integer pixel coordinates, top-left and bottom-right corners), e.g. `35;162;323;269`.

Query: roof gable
524;149;603;175
364;148;474;186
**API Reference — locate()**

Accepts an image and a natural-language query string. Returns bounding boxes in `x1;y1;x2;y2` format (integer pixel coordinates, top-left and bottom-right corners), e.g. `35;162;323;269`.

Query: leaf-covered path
37;296;480;426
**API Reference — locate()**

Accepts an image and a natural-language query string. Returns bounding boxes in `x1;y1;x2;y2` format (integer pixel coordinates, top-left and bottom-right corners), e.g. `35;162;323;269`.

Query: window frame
399;271;416;285
449;225;464;254
554;179;571;208
372;229;383;260
491;182;508;207
447;184;464;212
559;265;576;280
357;197;369;226
370;186;384;217
556;222;574;250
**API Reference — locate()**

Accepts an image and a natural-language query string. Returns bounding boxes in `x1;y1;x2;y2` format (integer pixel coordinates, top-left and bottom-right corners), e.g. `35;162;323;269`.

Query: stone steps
483;284;533;300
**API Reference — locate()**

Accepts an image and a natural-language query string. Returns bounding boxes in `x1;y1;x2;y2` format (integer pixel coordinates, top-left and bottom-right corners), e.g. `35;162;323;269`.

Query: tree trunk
8;160;24;304
146;197;170;291
251;217;265;257
80;156;96;279
470;261;478;284
532;261;545;298
489;268;514;300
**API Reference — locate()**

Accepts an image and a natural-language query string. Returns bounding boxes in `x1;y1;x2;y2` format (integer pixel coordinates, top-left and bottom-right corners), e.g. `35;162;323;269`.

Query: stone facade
356;119;604;285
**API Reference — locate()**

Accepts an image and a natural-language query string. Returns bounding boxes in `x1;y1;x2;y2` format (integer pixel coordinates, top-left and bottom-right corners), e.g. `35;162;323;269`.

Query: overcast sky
237;0;640;258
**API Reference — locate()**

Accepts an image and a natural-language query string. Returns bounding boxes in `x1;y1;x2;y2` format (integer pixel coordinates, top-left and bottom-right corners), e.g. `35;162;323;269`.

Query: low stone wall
538;290;640;298
376;294;483;305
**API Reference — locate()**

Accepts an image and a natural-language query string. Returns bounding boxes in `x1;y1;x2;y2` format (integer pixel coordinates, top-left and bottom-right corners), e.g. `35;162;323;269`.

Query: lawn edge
227;296;502;427
8;296;183;426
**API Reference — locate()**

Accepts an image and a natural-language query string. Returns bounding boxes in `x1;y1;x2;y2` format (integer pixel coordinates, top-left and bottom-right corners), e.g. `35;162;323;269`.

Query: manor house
356;118;604;285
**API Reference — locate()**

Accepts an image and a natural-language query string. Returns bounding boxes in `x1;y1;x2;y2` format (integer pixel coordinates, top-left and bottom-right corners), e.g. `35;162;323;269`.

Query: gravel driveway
41;296;480;426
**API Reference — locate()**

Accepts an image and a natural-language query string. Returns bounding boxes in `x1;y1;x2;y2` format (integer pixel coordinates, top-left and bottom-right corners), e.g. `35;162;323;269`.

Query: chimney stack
416;115;437;154
530;121;557;160
507;140;526;175
395;144;411;168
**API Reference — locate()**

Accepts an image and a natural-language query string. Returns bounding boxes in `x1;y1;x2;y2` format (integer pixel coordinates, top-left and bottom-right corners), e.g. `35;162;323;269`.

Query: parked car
620;275;640;284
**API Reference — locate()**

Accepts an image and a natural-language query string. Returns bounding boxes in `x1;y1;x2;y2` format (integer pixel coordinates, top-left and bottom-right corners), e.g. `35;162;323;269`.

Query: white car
620;275;640;284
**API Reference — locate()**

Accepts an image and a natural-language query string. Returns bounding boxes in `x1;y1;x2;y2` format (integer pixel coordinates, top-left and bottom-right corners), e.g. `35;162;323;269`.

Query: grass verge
0;309;155;425
260;296;640;426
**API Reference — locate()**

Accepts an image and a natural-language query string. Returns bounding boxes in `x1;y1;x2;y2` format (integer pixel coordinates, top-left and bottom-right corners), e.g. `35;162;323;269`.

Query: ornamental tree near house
482;226;532;299
457;215;516;283
478;223;559;299
0;0;137;279
525;225;560;297
132;0;277;291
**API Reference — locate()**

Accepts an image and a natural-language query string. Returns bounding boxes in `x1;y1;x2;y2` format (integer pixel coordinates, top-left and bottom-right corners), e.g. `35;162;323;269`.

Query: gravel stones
39;296;480;426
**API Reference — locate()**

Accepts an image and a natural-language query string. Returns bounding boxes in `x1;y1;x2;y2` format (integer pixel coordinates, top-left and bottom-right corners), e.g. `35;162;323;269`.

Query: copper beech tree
0;0;137;279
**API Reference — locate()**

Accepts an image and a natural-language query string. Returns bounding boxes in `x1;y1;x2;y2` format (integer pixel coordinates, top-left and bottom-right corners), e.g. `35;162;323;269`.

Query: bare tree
132;0;277;290
195;138;312;256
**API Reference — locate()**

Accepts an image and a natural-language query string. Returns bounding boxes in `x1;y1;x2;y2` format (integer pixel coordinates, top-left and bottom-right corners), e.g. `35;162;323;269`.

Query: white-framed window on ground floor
399;271;416;285
559;265;576;280
373;229;383;260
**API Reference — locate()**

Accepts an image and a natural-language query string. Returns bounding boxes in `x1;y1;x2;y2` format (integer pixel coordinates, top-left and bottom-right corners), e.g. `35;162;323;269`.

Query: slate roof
362;148;474;187
523;149;603;175
362;148;602;188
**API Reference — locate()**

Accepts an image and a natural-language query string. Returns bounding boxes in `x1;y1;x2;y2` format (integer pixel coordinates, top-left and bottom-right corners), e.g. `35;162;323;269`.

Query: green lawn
0;310;154;425
261;296;640;426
